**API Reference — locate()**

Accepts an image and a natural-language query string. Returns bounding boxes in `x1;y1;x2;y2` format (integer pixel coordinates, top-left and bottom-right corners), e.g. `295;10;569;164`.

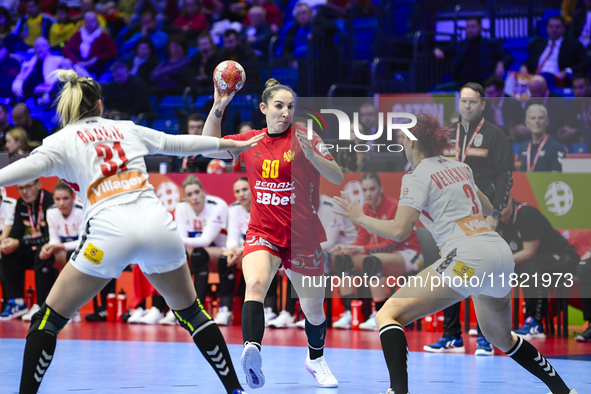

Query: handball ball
207;159;227;174
213;60;246;93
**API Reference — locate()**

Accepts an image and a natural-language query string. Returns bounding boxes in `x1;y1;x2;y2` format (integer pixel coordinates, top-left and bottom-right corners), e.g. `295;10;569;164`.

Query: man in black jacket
218;29;262;93
103;62;150;118
527;15;591;87
433;17;514;90
424;82;513;356
0;179;56;320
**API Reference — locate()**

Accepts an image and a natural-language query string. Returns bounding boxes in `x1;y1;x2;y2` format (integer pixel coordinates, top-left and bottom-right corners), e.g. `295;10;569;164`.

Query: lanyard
27;191;44;234
512;202;528;224
456;117;484;162
526;135;549;172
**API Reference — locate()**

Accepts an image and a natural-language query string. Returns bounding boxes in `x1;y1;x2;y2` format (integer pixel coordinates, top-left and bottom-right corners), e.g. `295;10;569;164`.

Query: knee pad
363;255;384;278
217;255;236;281
191;248;210;276
28;303;69;338
173;299;214;336
334;255;354;276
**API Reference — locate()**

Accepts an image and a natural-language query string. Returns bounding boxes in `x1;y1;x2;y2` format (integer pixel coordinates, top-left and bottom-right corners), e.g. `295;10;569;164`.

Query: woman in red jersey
331;172;423;331
203;79;344;390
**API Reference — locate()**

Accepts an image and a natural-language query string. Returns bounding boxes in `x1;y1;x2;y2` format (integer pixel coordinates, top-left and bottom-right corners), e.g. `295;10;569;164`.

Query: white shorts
70;193;187;279
398;249;424;272
432;237;514;298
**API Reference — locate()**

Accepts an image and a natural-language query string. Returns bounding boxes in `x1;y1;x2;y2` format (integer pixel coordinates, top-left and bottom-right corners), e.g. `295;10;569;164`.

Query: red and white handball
206;159;228;174
213;60;246;93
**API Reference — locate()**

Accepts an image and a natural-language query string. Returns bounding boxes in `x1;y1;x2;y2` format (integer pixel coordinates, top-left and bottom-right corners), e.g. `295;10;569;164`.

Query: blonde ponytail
56;70;102;127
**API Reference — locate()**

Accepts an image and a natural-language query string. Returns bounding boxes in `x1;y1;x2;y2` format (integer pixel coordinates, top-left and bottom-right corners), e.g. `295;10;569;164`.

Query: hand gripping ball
213;60;246;93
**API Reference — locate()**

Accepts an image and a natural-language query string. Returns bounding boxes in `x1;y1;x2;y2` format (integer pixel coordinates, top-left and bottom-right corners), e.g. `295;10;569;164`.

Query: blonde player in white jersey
171;175;228;324
333;113;577;394
0;70;259;394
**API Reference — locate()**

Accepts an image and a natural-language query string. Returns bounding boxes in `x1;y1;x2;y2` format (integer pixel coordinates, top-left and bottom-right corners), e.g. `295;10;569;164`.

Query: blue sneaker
0;299;29;321
513;317;546;339
232;390;248;394
423;335;465;353
474;336;494;356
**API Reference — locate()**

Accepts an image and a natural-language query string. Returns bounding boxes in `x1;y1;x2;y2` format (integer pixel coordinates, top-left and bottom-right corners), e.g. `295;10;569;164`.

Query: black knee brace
28;303;69;338
173;299;214;336
191;247;210;276
363;255;384;278
334;254;354;276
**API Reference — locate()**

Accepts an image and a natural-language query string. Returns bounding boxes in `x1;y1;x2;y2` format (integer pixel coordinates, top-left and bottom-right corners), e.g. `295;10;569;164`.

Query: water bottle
25;286;35;309
116;289;127;321
106;293;116;322
351;300;363;330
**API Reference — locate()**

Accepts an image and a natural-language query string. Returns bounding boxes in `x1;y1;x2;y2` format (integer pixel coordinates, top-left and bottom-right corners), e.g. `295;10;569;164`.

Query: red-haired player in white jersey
203;78;344;389
334;113;577;394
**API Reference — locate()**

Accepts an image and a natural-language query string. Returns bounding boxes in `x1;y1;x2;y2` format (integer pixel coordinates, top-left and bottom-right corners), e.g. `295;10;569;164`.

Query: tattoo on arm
214;109;222;118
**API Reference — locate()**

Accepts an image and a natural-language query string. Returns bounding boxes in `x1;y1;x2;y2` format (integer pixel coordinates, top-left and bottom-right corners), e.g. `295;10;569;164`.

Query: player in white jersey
172;175;228;324
0;191;16;309
334;113;577;394
0;70;259;394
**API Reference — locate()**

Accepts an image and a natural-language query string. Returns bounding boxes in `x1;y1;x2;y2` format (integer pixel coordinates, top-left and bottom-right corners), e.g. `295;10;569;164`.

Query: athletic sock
174;300;242;394
218;255;236;310
342;294;354;311
242;300;265;351
20;331;57;394
506;336;570;394
379;324;408;394
152;294;165;312
375;300;385;312
305;318;326;360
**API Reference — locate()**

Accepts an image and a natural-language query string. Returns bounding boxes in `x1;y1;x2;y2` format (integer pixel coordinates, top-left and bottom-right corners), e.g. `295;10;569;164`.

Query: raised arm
202;88;236;138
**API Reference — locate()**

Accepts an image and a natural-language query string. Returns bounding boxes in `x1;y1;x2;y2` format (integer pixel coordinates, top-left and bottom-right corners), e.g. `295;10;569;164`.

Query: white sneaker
547;390;578;394
21;304;41;322
295;318;305;329
468;327;478;336
359;311;378;331
138;307;164;324
267;310;296;328
264;307;277;327
305;354;338;388
127;307;146;324
70;311;82;323
159;310;178;325
332;310;351;329
241;342;265;389
383;389;410;394
214;306;233;326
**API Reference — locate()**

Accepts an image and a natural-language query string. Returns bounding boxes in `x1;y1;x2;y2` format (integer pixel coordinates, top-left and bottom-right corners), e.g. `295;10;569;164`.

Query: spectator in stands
0;7;13;39
504;63;532;103
569;0;591;54
103;61;150;118
122;11;169;60
5;127;39;161
559;73;591;147
73;0;108;32
516;104;566;172
174;113;212;172
482;75;525;137
243;0;281;34
283;1;312;66
218;29;262;90
0;179;56;321
12;37;63;106
497;195;579;339
49;4;76;49
149;35;192;97
6;0;52;52
433;17;513;90
0;104;10;147
11;103;48;142
133;0;180;25
63;12;118;78
189;32;219;95
0;39;19;98
527;15;591;88
170;0;208;41
240;6;272;59
128;38;159;86
523;75;567;139
0;2;17;20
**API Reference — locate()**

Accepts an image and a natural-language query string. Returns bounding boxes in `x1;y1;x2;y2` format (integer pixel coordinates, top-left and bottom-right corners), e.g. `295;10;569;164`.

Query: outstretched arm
0;152;54;188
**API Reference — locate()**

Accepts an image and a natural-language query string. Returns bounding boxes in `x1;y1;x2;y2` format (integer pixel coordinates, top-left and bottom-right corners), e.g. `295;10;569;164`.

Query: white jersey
46;203;84;251
226;201;250;249
24;116;220;225
0;196;16;233
175;195;228;248
398;156;499;254
317;194;357;251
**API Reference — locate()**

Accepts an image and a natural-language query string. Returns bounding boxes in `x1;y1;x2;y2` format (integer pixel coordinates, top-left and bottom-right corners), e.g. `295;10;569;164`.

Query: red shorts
243;236;324;276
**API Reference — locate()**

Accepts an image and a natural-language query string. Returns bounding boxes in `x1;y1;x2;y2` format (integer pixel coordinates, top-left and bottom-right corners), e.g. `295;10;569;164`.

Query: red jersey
352;195;422;254
224;125;334;247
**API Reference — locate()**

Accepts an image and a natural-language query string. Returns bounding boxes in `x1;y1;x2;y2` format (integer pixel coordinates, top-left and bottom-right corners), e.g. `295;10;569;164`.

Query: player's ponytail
56;70;102;127
261;78;295;105
411;113;453;157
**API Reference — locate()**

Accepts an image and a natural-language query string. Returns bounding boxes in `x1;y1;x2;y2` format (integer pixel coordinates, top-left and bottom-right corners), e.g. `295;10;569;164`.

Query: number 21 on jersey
96;142;129;177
